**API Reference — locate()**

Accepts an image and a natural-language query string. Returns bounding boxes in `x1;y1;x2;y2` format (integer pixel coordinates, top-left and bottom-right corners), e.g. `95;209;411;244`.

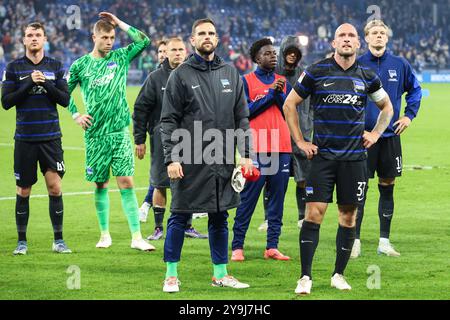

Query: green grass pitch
0;84;449;300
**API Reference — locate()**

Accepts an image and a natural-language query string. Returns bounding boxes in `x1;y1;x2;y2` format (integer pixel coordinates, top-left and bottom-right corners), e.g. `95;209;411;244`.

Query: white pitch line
403;164;443;170
0;187;149;201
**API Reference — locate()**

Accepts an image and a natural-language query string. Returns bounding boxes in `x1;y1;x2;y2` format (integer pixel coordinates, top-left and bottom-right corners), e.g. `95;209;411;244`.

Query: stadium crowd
0;0;449;77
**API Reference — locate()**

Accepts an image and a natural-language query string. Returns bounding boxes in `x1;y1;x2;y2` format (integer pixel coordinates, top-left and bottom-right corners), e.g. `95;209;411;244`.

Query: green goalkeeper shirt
68;26;150;138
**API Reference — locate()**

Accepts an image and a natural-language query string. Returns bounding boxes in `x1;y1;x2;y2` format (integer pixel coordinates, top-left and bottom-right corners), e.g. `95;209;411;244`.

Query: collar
194;53;214;65
367;48;389;61
331;56;358;72
255;66;275;77
24;54;46;66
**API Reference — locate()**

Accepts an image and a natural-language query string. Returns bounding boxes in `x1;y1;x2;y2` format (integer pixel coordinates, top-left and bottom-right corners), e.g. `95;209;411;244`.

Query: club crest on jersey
43;71;55;80
353;80;365;92
306;186;314;195
14;173;20;180
221;78;232;93
107;61;118;69
86;167;94;175
388;69;398;82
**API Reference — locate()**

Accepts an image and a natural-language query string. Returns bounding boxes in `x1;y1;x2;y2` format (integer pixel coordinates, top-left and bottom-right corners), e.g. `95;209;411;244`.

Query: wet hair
191;18;216;35
23;22;46;37
249;38;273;63
157;39;167;48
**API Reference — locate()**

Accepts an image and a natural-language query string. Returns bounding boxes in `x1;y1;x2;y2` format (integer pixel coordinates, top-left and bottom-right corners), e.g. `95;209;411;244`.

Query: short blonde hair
166;36;184;46
364;20;390;36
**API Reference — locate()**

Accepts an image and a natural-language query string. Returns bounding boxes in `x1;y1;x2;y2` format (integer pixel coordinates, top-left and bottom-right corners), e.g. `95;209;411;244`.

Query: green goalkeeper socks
166;262;178;278
213;264;228;280
94;188;110;233
120;188;141;236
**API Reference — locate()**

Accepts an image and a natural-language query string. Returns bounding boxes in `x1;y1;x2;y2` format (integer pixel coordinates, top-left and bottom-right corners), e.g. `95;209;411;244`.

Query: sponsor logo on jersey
353;79;365;92
29;86;47;95
322;94;362;105
91;72;115;88
388;69;398;82
107;61;118;69
43;71;56;80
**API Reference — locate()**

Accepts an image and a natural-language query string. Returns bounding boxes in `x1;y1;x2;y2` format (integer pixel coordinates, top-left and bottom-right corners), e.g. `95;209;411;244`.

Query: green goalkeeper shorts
84;129;134;182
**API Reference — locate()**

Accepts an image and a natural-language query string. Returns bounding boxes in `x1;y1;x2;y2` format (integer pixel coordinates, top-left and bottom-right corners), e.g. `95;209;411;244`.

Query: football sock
120;188;141;235
165;262;178;278
186;214;193;229
153;206;165;230
49;194;64;240
16;194;30;242
300;221;320;279
355;204;364;239
213;263;228;279
378;184;394;239
94;188;110;233
296;186;306;220
333;224;356;276
355;185;367;239
144;185;154;205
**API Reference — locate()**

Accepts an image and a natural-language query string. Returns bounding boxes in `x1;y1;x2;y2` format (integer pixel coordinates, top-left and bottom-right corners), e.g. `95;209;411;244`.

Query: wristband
72;112;80;120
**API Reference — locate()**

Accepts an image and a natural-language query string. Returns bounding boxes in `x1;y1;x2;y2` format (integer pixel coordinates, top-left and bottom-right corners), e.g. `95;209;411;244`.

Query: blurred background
0;0;449;83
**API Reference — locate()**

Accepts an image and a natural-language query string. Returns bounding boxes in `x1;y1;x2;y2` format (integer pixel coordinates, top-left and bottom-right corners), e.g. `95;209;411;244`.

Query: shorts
149;126;170;188
305;155;368;205
291;152;312;183
85;130;134;183
14;139;65;187
367;135;402;179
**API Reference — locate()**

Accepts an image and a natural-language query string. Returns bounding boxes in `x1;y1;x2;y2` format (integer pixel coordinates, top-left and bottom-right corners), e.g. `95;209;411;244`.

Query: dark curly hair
249;38;273;63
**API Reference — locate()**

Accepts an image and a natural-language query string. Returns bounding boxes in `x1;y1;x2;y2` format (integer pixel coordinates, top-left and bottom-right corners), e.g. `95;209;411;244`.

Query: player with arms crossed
67;12;154;251
283;23;394;295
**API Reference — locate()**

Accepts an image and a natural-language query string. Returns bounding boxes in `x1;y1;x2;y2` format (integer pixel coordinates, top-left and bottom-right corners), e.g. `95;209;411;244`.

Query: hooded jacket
133;58;173;145
276;36;313;152
160;53;252;213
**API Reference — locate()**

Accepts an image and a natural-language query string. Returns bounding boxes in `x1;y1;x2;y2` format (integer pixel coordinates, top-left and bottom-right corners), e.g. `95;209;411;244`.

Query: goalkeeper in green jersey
67;12;154;251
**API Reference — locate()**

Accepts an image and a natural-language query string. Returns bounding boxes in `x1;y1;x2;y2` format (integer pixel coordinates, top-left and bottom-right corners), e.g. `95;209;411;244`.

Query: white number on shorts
357;181;367;201
57;161;65;172
395;156;402;173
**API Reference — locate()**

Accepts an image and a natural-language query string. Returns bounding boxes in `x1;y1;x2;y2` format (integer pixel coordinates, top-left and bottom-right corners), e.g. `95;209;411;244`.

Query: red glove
241;166;260;182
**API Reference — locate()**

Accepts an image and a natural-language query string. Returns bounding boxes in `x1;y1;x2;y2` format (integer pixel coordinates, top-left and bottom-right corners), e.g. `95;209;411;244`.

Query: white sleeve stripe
368;88;387;102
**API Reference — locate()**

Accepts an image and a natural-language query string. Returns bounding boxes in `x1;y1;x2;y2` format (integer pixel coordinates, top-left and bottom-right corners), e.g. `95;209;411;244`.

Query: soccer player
133;37;207;241
283;23;394;294
276;35;314;229
67;12;154;251
160;18;253;293
231;38;292;262
351;20;422;258
1;22;71;255
138;39;168;222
